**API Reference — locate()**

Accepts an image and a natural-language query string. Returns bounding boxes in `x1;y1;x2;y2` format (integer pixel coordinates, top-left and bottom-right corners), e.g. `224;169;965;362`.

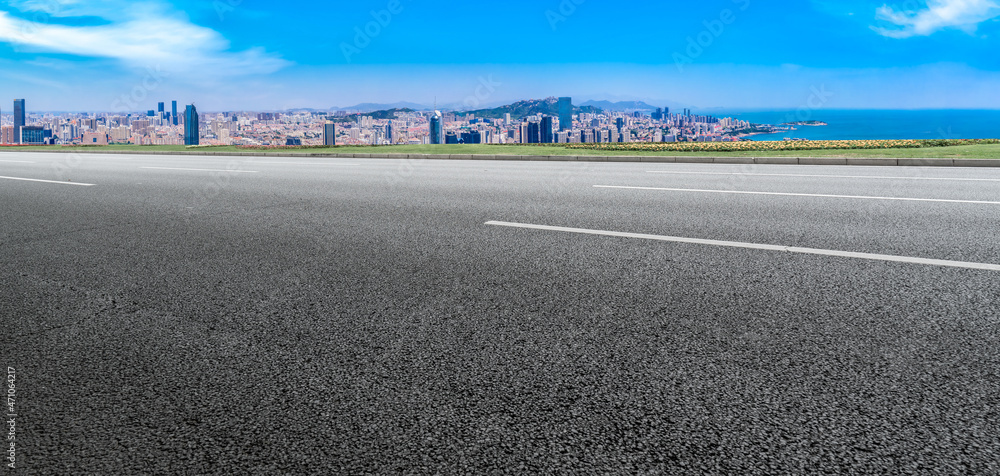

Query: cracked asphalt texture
2;152;999;475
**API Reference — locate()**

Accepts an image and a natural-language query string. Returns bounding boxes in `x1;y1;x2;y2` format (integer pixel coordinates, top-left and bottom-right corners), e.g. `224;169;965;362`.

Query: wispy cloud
0;0;289;76
873;0;1000;38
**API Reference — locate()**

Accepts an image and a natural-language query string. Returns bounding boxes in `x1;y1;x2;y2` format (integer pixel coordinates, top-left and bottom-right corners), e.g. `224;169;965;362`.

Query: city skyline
0;1;999;111
0;93;770;147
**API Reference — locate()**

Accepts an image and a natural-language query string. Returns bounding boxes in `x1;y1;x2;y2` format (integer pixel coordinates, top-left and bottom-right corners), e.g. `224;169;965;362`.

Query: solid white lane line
485;221;1000;272
0;160;35;163
141;167;259;173
250;161;360;166
595;185;1000;205
0;175;95;186
647;171;1000;182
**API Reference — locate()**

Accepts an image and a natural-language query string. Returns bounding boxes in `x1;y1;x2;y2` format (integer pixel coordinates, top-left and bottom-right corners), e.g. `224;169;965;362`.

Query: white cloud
873;0;1000;38
0;1;289;76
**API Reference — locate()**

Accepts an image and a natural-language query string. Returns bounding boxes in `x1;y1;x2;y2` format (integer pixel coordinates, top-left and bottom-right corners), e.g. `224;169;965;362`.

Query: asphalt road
2;152;999;475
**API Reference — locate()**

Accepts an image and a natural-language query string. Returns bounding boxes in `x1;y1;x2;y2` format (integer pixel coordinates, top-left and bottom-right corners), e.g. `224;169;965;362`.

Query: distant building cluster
0;98;201;146
0;96;761;147
430;99;756;145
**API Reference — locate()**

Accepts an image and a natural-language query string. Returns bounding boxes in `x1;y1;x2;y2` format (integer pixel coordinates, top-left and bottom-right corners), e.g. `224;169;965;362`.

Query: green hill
329;108;414;123
457;97;602;120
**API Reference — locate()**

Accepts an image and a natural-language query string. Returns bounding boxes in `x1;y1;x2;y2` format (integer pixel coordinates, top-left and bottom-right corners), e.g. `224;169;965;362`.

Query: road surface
2;152;998;474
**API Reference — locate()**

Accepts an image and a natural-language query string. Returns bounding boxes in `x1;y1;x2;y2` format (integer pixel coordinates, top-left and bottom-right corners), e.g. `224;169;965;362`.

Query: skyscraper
557;97;572;131
429;111;443;144
158;102;165;117
541;116;554;143
13;99;25;144
184;105;199;145
323;121;336;146
171;101;178;126
526;122;540;144
461;130;482;144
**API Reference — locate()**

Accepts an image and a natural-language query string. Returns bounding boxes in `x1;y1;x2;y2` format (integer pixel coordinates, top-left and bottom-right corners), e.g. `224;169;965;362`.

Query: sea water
704;109;1000;141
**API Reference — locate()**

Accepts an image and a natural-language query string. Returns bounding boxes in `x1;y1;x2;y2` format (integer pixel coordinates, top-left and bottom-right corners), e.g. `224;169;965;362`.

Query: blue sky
1;0;999;111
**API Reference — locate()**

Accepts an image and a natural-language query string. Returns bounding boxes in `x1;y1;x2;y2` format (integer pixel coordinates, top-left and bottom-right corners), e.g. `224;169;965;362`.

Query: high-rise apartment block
526;121;540;144
385;123;395;144
13;99;26;143
429;112;443;144
541;116;554;143
557;97;572;131
323;121;336;146
184;105;199;145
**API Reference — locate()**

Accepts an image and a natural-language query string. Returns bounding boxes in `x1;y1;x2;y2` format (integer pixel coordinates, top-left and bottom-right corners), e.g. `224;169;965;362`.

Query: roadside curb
5;149;999;167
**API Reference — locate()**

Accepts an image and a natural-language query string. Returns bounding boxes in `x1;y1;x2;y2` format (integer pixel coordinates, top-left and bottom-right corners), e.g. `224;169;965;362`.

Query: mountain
437;100;511;111
333;102;429;112
456;97;602;120
328;108;415;123
579;100;661;112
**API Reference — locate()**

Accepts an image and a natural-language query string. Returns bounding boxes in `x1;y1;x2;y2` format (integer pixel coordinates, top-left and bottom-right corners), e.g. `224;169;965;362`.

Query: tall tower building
184;105;199;145
527;121;540;144
557;97;572;131
429;111;443;144
323;121;336;146
171;101;178;125
13;99;26;144
158;102;165;117
541;116;554;143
